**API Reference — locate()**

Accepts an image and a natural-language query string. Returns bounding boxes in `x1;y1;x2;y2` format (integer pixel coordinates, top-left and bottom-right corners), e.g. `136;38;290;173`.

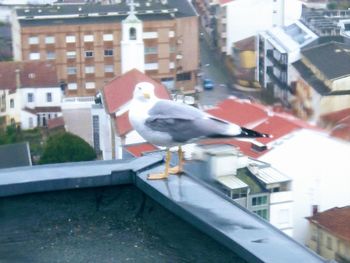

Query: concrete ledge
135;166;326;263
0;155;163;197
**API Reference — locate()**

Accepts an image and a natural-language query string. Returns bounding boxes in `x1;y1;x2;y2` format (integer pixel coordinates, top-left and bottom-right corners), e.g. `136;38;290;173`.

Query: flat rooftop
0;156;326;262
0;185;244;263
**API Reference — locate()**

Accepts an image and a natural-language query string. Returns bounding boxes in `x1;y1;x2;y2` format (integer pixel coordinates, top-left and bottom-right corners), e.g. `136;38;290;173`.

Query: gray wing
145;100;234;143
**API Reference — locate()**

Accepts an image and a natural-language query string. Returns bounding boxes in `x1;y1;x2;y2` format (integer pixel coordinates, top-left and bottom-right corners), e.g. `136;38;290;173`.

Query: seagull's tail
235;127;272;138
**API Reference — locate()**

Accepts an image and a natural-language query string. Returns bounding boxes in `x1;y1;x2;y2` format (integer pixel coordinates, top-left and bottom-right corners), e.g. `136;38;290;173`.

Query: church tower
121;0;145;74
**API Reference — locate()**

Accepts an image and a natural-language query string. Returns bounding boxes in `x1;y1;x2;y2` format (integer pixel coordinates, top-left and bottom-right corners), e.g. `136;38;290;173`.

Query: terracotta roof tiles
0;61;58;91
307;206;350;241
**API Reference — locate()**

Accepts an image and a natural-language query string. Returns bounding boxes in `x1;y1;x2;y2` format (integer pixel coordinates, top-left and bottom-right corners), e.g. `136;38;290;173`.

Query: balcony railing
266;50;287;70
267;66;290;91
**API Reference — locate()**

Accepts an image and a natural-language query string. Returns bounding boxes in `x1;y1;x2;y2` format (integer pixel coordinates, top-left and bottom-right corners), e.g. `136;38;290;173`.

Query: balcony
266;50;287;71
221;32;226;38
266;66;290;91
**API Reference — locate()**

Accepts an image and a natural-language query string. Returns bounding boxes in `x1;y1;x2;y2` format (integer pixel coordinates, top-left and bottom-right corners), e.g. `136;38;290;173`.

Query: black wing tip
239;127;273;138
262;133;274;138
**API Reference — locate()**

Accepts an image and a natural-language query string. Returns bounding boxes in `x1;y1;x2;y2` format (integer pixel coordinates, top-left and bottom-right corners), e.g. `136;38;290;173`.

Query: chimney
15;68;21;89
312;205;319;216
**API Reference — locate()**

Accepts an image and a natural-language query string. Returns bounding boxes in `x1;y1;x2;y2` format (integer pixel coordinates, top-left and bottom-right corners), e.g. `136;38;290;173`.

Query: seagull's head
133;82;156;101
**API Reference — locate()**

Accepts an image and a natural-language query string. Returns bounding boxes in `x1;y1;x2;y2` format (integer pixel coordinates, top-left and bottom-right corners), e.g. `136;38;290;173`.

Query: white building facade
217;0;302;56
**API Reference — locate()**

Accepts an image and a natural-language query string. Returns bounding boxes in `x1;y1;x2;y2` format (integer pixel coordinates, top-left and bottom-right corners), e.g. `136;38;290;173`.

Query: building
197;97;350;243
0;61;62;129
320;107;350;141
257;21;318;106
301;6;350;37
191;144;293;235
306;206;350;262
301;0;328;9
11;1;199;97
292;41;350;122
92;69;170;160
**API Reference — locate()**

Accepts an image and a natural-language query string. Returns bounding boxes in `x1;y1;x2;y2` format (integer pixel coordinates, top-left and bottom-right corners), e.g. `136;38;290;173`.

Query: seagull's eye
138;87;141;90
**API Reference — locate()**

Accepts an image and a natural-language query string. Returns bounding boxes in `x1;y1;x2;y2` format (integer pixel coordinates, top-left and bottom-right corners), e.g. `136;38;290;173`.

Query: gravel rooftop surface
0;185;245;263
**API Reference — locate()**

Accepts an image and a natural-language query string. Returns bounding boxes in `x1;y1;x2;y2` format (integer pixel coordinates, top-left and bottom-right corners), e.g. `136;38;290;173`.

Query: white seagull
129;82;271;180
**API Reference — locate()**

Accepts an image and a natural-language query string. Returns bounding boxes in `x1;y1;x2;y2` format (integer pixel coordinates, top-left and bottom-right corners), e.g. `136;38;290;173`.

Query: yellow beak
143;92;150;99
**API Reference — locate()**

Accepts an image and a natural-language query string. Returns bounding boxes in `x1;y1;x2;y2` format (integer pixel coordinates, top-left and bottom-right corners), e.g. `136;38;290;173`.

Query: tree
40;132;96;164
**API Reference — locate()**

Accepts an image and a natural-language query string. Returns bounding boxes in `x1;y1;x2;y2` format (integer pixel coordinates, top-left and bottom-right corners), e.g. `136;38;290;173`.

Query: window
85;51;94;58
84;35;94;42
176;72;191;81
129;27;136;40
66;35;76;43
143;32;158;39
85;66;94;74
103;34;113;41
104;49;113;56
85;82;95;89
46;92;52;102
144;47;157;54
326;236;333;250
144;63;158;71
170;46;176;53
29;52;40;60
92;115;100;152
252;196;268;206
67;67;77;75
253;209;269;220
67;83;77;90
29;36;39;45
47;52;55;60
104;64;114;73
27;93;34;103
10;99;14;108
169;31;175;38
28;117;33;128
66;51;76;59
45;36;55;44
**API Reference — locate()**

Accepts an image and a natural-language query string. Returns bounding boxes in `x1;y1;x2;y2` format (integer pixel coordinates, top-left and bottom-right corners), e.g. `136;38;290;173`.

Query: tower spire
127;0;136;16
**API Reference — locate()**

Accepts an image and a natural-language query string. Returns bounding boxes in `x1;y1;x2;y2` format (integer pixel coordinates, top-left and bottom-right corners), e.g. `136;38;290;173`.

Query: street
197;38;275;107
198;39;233;106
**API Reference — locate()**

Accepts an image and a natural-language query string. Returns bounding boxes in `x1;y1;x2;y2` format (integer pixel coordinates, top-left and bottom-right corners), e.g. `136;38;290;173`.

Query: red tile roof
115;111;132;136
330;118;350;141
47;117;65;130
23;106;61;114
307;206;350;241
124;143;158;157
103;69;170;114
219;0;234;4
0;61;58;91
203;98;318;158
206;99;269;127
321;107;350;124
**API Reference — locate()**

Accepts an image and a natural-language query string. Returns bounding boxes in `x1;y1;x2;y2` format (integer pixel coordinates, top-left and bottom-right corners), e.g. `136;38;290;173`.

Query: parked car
203;78;214;90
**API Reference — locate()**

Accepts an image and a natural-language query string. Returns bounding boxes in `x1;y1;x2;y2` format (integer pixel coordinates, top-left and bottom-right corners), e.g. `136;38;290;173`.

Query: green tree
40;132;96;164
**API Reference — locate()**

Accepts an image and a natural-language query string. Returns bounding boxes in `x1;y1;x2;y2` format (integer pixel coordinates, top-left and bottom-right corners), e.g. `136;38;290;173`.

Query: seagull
129;82;271;180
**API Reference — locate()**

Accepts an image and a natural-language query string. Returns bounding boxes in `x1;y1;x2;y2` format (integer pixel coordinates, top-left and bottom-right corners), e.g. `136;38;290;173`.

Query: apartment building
191;144;293;236
306;206;350;262
0;61;62;129
257;21;318;106
11;0;199;97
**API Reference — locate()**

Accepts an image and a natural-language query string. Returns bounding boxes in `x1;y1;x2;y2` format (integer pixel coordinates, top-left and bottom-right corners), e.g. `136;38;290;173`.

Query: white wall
91;106;113;160
224;0;301;56
20;87;62;109
260;129;350;243
20;109;37;129
226;0;274;55
269;191;294;236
